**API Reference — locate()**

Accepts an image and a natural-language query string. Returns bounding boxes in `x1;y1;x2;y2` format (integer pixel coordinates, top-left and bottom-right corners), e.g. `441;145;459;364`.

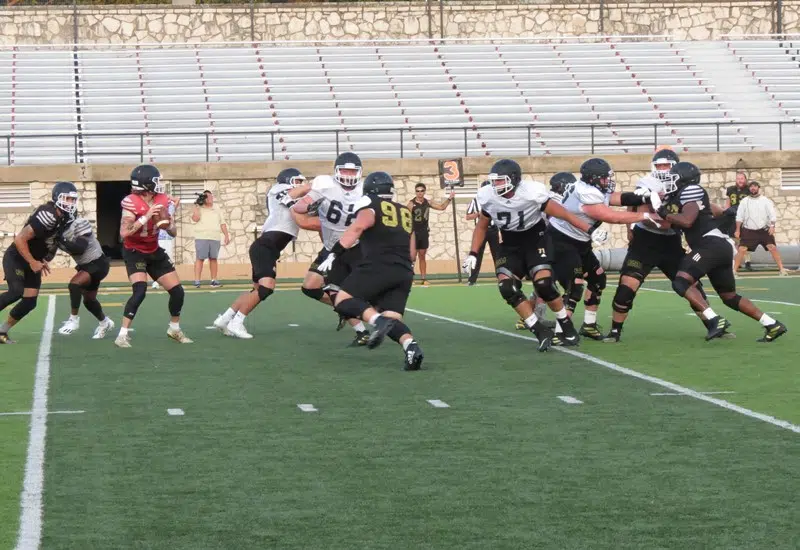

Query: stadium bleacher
0;38;798;165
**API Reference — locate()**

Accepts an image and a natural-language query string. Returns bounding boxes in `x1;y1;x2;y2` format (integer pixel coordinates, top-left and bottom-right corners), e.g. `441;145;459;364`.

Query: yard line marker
651;391;736;396
167;408;185;416
426;399;450;408
557;395;583;404
630;285;800;307
408;308;800;434
0;410;85;417
297;404;318;412
205;326;218;330
288;324;299;327
15;294;56;550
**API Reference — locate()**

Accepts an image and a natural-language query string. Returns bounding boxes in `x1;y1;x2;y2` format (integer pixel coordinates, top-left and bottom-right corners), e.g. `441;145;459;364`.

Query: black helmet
52;181;79;218
580;158;614;193
488;159;522;197
277;168;306;187
665;161;701;195
363;171;395;199
131;164;163;194
549;172;577;197
334;152;363;190
651;149;680;182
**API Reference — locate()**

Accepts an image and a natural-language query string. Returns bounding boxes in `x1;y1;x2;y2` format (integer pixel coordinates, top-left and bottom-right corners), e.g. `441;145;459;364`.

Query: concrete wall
0;1;797;45
1;151;799;283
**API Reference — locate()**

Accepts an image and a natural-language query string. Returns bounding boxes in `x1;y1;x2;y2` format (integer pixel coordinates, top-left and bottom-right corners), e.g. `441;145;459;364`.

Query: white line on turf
297;404;318;412
0;410;85;417
167;409;185;416
557;396;583;404
651;391;736;396
288;324;299;327
426;399;450;408
632;285;800;307
15;294;56;550
407;307;800;434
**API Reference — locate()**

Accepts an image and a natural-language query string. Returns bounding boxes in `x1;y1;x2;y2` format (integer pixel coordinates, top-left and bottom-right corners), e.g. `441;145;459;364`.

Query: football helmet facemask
650;149;680;183
488;159;522;198
333;152;363;190
52;181;79;218
131;164;164;194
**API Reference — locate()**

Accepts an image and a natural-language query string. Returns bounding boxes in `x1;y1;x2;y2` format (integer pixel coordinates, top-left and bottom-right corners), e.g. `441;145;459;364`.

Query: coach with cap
734;180;788;276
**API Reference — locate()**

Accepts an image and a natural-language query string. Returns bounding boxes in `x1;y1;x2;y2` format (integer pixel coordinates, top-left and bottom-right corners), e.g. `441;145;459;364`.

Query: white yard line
407;307;800;435
0;410;84;417
15;294;57;550
557;396;584;404
631;285;800;307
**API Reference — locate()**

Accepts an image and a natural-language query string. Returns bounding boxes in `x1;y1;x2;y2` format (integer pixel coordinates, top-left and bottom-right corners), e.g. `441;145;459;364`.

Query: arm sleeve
679;185;705;206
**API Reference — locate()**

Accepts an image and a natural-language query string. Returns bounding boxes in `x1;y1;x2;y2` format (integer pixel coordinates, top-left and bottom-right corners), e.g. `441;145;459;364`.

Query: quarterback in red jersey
114;164;193;348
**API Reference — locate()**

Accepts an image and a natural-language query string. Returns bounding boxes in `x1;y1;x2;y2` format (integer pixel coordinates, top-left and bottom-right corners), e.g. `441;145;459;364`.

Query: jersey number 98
381;202;412;233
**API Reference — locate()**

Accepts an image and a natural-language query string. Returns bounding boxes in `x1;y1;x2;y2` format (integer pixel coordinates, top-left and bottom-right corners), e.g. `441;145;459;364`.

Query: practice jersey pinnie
354;195;413;269
476;179;550;234
634;175;675;236
58;217;104;266
8;202;69;261
663;184;721;248
261;182;300;238
549;180;609;242
307;175;364;249
411;199;430;232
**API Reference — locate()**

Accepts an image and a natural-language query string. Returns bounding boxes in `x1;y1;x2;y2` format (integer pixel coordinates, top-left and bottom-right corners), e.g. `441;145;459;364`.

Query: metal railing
3;120;798;165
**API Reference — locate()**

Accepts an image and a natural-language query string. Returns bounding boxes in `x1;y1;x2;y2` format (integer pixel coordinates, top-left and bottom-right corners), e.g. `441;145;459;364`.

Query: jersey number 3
381;202;412;233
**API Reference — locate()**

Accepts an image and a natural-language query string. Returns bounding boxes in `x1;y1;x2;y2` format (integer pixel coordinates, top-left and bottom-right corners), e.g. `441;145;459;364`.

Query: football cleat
114;333;132;348
225;321;253;340
579;322;604;341
351;330;371;347
0;332;15;344
336;314;348;332
529;323;554;352
92;319;114;340
167;327;194;344
403;341;424;371
367;317;395;349
757;321;787;343
213;314;231;333
602;329;621;343
58;317;80;336
552;333;580;347
704;316;731;341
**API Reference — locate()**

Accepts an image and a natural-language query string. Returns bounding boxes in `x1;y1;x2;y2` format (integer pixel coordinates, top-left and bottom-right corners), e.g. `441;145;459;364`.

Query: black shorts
318;245;364;289
494;221;552;280
250;232;293;282
340;261;414;315
2;249;41;294
679;236;737;294
739;227;775;252
414;230;429;251
549;227;598;291
122;246;175;281
77;256;110;292
621;227;687;281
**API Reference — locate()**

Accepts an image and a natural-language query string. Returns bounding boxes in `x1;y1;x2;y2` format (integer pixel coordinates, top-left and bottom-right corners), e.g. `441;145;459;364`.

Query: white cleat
212;314;230;333
92;319;114;340
226;321;253;340
167;327;194;344
152;281;161;289
114;333;132;348
58;317;80;336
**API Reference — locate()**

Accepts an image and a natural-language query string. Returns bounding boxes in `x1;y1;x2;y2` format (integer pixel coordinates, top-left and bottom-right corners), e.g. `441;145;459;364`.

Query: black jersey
726;185;750;208
665;184;718;248
8;202;69;261
410;198;430;232
355;195;413;269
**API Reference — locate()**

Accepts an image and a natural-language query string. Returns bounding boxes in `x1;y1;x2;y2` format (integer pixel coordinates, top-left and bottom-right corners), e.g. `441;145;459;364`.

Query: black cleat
705;316;731;341
0;332;15;344
529;323;554;352
336;314;348;332
602;329;621;343
350;330;371;347
403;341;424;371
757;321;787;343
366;317;395;349
552;332;580;347
579;322;604;341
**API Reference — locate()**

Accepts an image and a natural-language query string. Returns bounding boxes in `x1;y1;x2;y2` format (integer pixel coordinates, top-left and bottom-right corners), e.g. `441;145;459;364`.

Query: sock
221;308;236;322
523;313;538;328
554;307;568;320
584;310;597;324
232;312;246;324
611;320;624;332
169;321;181;331
0;321;9;333
69;314;79;322
759;313;776;327
368;313;380;325
352;321;366;332
702;308;717;320
402;339;413;351
119;327;129;337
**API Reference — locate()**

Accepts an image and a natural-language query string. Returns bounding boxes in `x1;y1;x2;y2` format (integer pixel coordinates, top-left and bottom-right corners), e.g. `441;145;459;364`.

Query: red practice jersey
121;192;171;254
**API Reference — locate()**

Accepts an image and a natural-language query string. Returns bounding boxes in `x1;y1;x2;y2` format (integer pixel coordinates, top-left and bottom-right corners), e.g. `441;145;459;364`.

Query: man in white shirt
734;181;787;276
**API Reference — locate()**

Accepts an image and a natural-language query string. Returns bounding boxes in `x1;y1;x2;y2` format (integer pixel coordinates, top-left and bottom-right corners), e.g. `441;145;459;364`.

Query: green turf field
2;275;799;549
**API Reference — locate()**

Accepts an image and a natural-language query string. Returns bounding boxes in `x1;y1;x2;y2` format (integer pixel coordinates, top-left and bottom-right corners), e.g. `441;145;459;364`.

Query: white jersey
307;175;364;249
634;174;675;236
549;180;609;242
476;178;550;232
261;182;300;238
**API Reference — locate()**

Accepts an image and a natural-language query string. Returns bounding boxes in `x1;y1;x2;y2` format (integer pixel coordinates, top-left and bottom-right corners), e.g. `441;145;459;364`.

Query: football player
657;162;787;342
548;158;663;344
115;164;192;348
461;159;610;352
56;216;114;339
604;149;727;342
0;181;77;343
292;152;371;346
318;171;423;370
212;168;309;339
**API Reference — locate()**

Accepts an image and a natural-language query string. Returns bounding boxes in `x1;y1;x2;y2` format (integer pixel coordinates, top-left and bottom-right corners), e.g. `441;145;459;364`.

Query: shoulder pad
311;175;336;191
576;182;606;205
354;195;373;210
476;185;494;206
519;179;550;203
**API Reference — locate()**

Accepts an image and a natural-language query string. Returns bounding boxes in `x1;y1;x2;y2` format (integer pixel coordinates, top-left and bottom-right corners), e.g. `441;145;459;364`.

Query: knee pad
587;269;606;296
533;276;560;303
388;320;411;343
498;278;526;308
302;286;325;301
124;282;147;319
671;276;692;298
167;284;184;317
257;285;273;302
722;294;743;311
584;292;601;307
9;295;37;321
564;282;584;312
611;284;637;314
334;297;367;321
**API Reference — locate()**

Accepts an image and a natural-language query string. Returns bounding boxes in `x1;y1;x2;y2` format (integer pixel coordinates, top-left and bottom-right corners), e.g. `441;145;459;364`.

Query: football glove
306;197;324;216
590;229;608;245
317;253;336;274
642;212;661;228
649;192;663;212
277;191;298;208
462;253;478;276
633;187;651;198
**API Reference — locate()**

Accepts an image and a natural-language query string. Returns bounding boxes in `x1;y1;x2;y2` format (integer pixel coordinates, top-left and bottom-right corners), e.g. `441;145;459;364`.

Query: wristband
619;192;648;207
588;221;602;235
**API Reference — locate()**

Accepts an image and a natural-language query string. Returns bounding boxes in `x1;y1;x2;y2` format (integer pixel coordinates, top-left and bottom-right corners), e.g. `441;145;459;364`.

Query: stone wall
0;1;798;45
